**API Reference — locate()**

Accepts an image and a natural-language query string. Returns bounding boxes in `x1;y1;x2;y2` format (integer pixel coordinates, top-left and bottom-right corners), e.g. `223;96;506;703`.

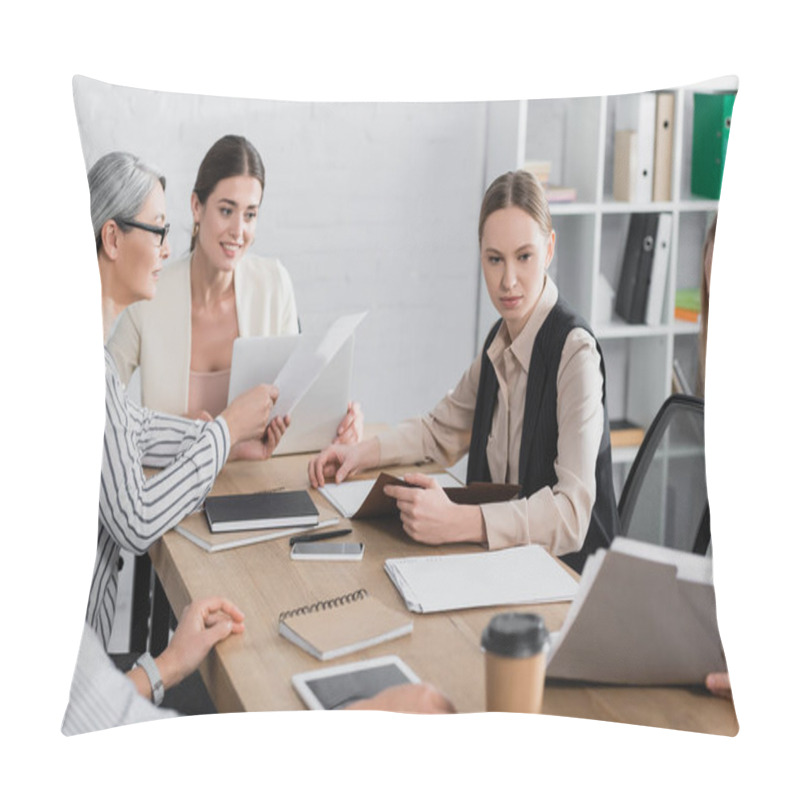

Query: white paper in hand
269;311;367;422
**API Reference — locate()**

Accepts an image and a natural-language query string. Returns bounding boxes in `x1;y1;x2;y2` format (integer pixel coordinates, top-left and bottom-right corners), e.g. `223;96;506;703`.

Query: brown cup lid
481;612;549;658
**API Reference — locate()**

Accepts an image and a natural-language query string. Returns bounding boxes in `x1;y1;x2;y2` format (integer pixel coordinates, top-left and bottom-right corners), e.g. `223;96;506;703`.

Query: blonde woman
310;170;618;572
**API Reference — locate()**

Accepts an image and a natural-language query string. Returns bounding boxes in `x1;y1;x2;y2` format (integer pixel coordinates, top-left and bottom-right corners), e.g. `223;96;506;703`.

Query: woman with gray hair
90;151;171;339
87;151;283;648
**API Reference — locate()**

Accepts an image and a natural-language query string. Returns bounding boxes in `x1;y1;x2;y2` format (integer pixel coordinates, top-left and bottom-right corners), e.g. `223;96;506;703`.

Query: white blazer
107;254;299;415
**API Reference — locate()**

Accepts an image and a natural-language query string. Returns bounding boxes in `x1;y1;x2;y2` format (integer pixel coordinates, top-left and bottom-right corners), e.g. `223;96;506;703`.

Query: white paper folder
384;546;578;614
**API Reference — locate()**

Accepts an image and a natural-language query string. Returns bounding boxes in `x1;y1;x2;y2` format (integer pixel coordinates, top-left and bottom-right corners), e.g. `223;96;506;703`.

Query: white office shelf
594;322;671;340
480;78;737;495
549;203;597;216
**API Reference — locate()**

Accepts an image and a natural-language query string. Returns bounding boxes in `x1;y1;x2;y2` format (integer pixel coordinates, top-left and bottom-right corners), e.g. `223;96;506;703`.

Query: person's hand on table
333;401;364;445
308;437;380;488
346;683;455;713
705;672;732;700
154;596;245;691
383;472;486;545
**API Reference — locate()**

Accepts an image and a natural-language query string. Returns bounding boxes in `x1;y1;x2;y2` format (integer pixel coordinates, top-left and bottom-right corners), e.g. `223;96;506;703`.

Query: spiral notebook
278;588;413;661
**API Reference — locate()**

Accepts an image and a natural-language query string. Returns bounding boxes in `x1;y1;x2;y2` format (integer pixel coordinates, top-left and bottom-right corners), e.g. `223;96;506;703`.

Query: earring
192;222;199;239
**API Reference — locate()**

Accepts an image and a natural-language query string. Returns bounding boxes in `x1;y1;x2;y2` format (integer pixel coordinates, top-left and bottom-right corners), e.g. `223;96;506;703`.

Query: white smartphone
290;541;365;561
292;655;420;709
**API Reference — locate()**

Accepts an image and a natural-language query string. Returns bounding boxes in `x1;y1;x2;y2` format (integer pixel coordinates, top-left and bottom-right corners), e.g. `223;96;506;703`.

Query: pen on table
289;529;353;546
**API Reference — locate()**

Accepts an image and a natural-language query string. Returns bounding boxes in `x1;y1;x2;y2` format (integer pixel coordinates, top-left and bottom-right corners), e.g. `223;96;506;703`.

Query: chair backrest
617;394;710;555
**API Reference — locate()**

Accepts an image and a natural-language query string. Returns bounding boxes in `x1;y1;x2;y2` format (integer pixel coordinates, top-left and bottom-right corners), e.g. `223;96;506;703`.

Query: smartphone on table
290;541;365;561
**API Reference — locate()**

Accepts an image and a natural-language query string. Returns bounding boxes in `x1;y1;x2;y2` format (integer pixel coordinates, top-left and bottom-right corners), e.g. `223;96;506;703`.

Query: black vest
466;298;619;573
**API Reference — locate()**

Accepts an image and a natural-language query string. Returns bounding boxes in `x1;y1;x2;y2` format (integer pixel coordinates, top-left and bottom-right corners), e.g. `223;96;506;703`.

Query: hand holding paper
269;312;368;423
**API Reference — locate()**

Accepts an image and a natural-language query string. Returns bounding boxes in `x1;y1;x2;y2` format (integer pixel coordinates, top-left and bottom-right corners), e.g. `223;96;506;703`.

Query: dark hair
478;170;552;242
191;135;266;250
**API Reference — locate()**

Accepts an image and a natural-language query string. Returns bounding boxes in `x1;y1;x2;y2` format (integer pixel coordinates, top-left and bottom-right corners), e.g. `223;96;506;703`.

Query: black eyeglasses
117;219;170;246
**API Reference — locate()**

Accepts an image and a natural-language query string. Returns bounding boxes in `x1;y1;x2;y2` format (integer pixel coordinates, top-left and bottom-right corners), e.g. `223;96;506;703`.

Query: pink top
187;368;231;419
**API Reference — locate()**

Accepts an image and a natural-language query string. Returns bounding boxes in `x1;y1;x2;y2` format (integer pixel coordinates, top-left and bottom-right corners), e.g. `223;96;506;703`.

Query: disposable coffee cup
481;612;549;713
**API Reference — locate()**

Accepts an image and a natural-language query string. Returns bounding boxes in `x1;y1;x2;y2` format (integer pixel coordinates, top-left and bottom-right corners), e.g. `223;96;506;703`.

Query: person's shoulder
133;256;191;320
158;255;192;288
238;254;294;289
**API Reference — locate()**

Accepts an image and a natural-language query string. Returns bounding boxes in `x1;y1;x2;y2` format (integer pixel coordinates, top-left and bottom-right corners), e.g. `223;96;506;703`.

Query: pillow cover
65;74;737;736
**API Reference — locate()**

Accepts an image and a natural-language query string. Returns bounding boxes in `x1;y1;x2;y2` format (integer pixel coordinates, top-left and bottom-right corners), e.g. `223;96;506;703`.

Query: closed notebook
204;490;319;533
278;588;413;661
175;511;338;553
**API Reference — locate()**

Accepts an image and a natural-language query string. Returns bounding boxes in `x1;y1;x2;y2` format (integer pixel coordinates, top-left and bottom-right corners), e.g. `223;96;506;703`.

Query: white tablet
228;334;354;455
292;655;421;710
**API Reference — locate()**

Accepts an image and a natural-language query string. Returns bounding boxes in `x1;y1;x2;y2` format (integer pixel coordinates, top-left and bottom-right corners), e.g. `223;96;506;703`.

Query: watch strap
135;652;165;706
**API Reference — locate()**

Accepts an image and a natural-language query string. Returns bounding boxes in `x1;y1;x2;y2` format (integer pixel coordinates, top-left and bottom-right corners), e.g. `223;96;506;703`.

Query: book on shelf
674;307;699;323
278;588;413;661
652;92;675;202
615;213;660;324
204;489;319;533
609;419;645;448
675;287;701;323
320;472;520;520
175;511;339;553
614;92;656;203
547;537;727;684
523;159;551;185
521;160;576;203
384;545;578;614
545;185;577;204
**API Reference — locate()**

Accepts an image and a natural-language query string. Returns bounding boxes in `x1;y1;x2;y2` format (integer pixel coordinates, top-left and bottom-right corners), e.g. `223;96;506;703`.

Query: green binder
691;91;736;199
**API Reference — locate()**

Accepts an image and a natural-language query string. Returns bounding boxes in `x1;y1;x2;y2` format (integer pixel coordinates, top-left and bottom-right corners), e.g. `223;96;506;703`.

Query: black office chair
617;394;711;555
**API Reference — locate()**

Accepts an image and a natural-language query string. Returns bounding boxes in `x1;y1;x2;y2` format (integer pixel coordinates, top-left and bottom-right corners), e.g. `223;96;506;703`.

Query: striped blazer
86;349;230;648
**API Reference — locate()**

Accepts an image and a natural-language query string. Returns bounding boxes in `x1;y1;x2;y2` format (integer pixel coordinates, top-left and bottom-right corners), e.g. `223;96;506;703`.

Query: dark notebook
204;490;319;533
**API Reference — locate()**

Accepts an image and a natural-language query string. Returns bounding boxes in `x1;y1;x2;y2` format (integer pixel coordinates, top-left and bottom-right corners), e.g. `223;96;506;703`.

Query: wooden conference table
148;450;738;735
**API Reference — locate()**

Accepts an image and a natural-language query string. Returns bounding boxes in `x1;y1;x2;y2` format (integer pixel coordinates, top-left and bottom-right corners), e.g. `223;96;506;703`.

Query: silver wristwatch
135;652;165;706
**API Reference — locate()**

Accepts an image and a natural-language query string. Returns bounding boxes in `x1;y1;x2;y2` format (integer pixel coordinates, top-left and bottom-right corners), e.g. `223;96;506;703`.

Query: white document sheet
384;545;578;614
319;473;462;518
269;311;367;422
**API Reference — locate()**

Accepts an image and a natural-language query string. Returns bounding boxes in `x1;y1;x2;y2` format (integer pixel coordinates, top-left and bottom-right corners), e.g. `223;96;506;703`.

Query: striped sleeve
99;349;230;556
62;624;178;735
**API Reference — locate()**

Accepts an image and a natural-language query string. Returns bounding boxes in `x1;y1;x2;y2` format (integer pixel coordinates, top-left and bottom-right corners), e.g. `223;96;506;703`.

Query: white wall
73;77;490;425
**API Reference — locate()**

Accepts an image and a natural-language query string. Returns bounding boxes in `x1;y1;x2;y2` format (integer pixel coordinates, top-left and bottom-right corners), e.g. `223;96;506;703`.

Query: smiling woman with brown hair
309;170;619;572
107;135;363;458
